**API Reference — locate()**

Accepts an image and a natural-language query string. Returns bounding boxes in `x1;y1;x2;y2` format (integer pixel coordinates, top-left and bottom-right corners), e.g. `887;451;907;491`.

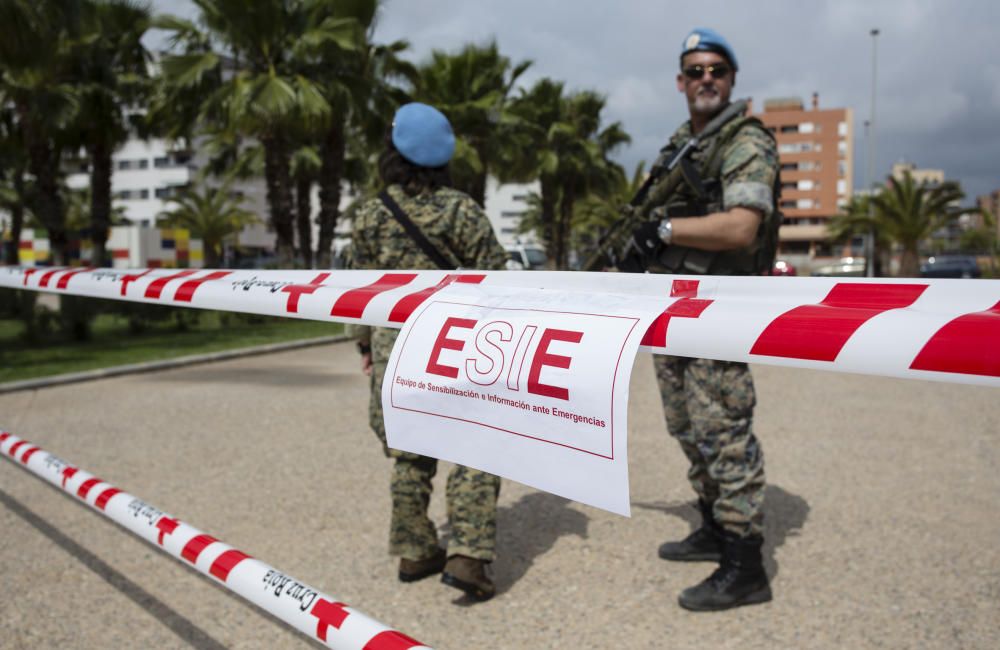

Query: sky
150;0;1000;203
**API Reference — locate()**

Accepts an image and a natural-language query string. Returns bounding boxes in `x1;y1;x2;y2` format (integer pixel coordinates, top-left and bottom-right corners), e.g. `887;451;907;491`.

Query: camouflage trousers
370;349;500;562
653;355;765;537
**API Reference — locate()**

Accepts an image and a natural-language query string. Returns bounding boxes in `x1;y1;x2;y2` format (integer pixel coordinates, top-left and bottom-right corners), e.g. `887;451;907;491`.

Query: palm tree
160;183;257;268
0;0;83;265
290;144;321;267
413;41;532;205
154;0;365;265
828;171;969;276
0;105;29;265
72;0;152;267
510;80;630;269
570;161;645;259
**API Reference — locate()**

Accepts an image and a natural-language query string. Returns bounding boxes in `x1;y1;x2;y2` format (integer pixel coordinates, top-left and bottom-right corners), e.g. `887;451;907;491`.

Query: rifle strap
378;190;455;271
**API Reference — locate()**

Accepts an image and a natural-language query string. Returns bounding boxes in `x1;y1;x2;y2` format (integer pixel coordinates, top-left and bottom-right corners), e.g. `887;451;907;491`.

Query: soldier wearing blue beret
350;102;508;602
630;28;780;611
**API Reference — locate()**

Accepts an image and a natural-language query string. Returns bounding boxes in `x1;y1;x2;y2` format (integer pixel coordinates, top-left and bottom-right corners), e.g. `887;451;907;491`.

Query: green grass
0;310;343;383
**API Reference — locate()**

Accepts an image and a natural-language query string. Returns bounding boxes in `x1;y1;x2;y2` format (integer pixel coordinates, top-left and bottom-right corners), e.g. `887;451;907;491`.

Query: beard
691;87;724;116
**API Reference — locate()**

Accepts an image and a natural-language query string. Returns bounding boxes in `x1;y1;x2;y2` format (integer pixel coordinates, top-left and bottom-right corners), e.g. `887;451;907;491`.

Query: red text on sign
425;317;583;401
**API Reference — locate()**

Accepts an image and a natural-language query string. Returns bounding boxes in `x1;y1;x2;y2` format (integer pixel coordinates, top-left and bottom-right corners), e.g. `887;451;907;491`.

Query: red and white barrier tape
2;265;999;386
0;430;431;650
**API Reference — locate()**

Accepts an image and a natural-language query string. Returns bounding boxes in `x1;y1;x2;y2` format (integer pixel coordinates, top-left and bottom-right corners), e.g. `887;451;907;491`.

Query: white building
483;177;540;248
65;136;276;252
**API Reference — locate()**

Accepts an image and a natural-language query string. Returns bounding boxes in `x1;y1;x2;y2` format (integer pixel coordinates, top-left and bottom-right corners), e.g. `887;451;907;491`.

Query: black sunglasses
682;63;731;80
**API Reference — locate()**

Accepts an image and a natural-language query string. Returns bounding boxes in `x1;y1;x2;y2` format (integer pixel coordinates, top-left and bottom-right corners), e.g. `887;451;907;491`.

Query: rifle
581;99;749;272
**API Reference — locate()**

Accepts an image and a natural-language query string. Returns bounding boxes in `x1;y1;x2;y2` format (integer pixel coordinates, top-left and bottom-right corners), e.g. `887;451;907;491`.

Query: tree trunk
469;170;487;207
316;121;345;269
296;175;313;268
2;166;25;265
89;139;113;267
555;187;575;270
899;245;920;277
28;143;67;265
203;238;221;269
540;178;557;269
261;133;296;266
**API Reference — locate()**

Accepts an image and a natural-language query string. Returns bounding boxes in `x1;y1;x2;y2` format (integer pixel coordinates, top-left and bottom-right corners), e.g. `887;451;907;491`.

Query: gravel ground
1;341;998;649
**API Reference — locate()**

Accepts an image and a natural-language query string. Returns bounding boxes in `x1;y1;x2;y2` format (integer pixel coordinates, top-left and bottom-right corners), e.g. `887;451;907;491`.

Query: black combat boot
658;500;723;562
441;555;495;601
678;532;772;611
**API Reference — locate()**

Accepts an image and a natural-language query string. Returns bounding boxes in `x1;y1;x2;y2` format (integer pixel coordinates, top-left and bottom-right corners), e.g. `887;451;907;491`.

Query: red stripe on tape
144;270;197;299
77;478;102;500
56;267;95;289
8;440;26;457
156;517;179;545
364;631;422;650
95;487;122;511
281;272;332;313
388;274;486;323
120;269;152;296
174;271;232;302
311;599;350;642
21;269;38;286
181;534;218;564
209;550;251;582
37;268;65;288
0;432;9;443
910;300;1000;377
640;279;713;347
61;467;78;488
750;283;928;362
330;273;418;319
20;446;39;464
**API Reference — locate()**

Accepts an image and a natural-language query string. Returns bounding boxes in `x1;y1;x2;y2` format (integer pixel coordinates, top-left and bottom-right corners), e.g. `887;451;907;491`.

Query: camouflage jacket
349;184;506;356
664;115;778;218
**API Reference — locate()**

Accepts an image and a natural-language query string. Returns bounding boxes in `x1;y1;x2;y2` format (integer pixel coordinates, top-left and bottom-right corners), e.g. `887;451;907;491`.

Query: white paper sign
382;284;667;515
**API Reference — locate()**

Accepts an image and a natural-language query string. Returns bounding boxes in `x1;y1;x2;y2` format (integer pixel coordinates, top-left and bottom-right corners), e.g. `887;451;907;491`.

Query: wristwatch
357;341;371;356
657;218;673;245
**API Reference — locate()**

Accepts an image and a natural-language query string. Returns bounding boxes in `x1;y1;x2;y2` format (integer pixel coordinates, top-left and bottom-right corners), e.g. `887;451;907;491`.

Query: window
837;179;847;195
780;125;798;133
838;161;848;176
780;200;797;209
781;162;798;172
500;210;522;218
838;140;848;155
798;179;814;191
781;182;798;191
799;122;815;134
116;159;149;171
154;156;170;168
500;227;516;235
797;198;814;209
778;142;813;154
838;121;848;137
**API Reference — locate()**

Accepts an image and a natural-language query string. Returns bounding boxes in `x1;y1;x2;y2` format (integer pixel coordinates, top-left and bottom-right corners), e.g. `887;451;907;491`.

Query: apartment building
753;94;853;260
64;136;275;252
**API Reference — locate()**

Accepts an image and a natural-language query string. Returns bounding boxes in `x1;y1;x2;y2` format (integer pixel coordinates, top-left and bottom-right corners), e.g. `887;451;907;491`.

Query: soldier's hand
361;352;373;376
631;220;662;257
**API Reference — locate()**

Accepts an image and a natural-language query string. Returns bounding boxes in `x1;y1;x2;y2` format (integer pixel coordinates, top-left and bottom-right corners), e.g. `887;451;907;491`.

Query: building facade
753;95;853;262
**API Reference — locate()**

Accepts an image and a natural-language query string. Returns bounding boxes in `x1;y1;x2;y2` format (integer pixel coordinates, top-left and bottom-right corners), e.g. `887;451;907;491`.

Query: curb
0;335;350;395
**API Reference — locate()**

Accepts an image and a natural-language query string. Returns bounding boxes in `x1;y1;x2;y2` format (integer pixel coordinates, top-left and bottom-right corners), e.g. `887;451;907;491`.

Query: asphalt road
1;341;998;649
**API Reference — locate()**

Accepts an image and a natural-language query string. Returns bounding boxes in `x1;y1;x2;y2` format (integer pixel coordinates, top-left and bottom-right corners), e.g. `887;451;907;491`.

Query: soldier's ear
676;72;686;93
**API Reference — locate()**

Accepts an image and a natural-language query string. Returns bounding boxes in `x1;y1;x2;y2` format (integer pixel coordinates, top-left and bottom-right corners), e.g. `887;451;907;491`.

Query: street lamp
865;28;880;277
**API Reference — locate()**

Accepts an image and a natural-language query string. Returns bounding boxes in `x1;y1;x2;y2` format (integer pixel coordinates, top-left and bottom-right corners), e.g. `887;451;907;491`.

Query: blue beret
391;102;456;168
680;27;738;71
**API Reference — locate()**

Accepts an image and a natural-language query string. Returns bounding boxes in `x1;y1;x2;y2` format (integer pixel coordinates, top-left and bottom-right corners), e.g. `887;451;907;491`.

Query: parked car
505;244;547;270
811;257;866;277
920;255;981;279
770;260;797;276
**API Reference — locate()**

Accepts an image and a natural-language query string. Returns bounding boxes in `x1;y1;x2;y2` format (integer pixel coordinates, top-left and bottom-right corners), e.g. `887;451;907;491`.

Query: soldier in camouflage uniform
630;28;779;611
350;103;507;602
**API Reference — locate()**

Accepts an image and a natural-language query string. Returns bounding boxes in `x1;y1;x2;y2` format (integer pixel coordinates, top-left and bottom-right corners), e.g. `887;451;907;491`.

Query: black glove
631;220;663;258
